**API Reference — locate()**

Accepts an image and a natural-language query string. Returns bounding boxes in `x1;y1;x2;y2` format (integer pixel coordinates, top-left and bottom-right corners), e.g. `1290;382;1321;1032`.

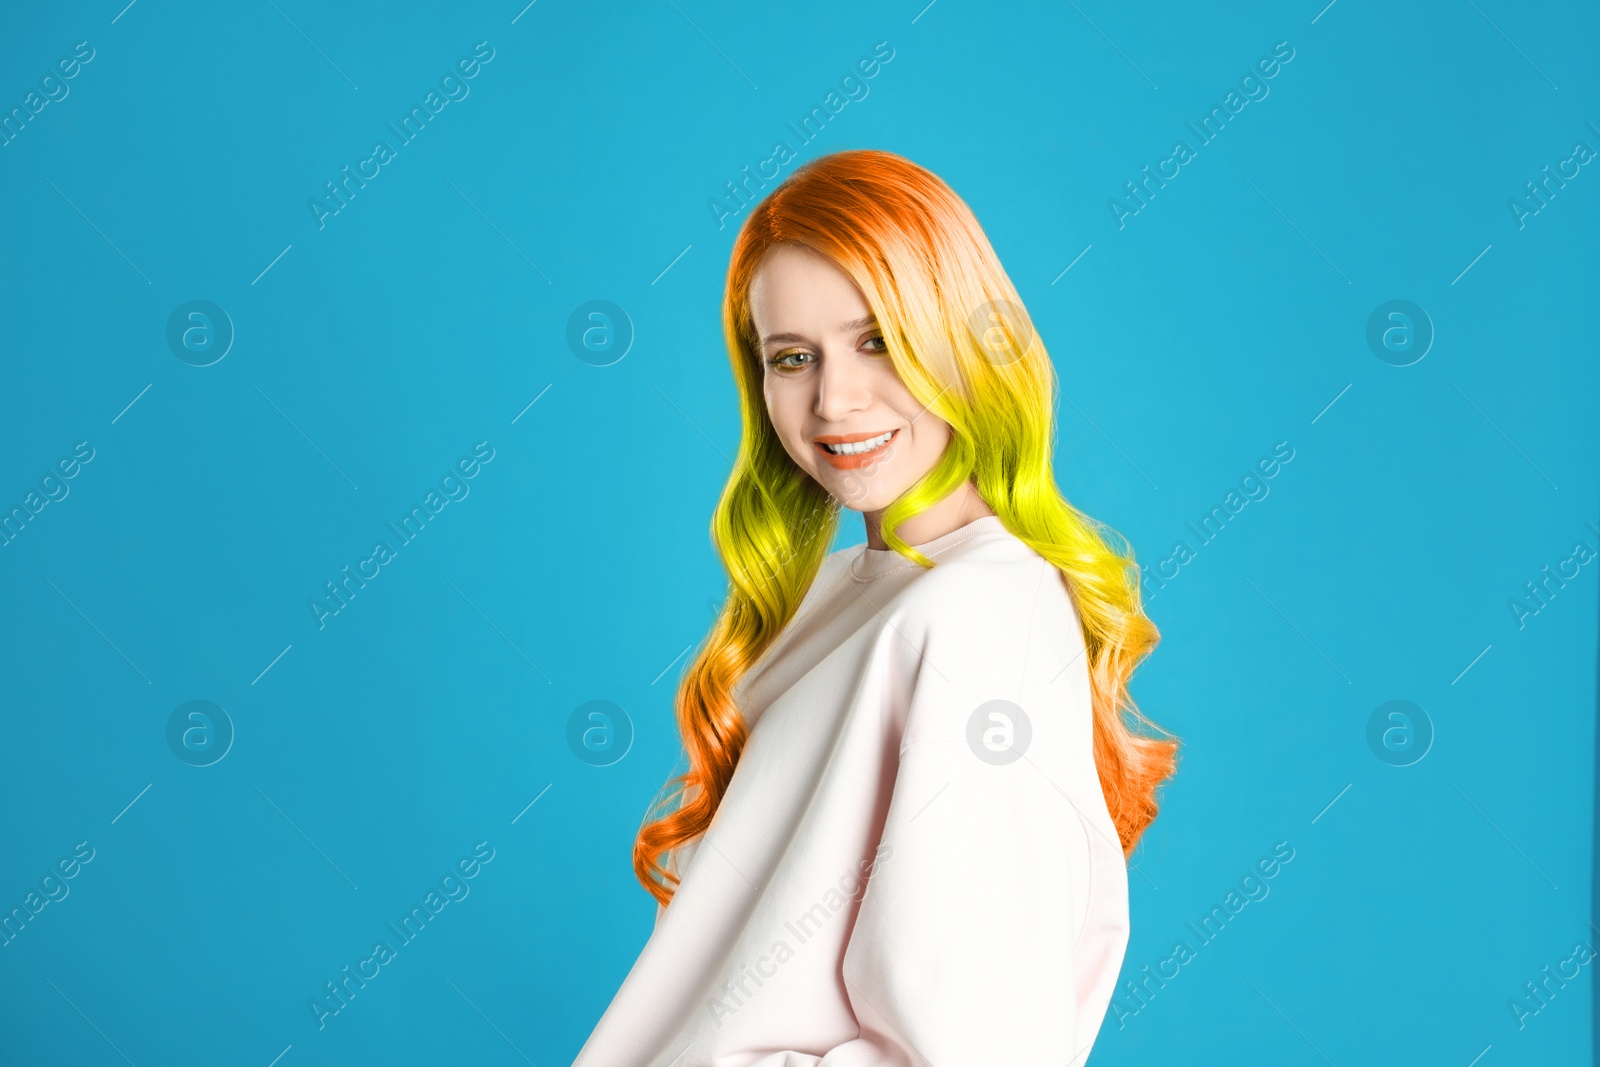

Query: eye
767;349;813;371
863;333;888;354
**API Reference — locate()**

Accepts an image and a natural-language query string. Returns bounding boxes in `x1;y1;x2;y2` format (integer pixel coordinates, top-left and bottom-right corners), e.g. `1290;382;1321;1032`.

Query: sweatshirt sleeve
742;556;1106;1067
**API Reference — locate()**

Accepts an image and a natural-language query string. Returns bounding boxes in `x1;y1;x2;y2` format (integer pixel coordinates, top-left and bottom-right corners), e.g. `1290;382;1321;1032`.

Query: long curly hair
634;148;1178;907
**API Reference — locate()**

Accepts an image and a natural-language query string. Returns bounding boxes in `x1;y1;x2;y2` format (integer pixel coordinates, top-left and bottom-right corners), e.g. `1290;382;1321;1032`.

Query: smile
820;430;894;455
813;429;898;469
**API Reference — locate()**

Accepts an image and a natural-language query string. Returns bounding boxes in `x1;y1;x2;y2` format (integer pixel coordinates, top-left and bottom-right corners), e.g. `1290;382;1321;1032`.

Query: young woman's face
749;242;952;512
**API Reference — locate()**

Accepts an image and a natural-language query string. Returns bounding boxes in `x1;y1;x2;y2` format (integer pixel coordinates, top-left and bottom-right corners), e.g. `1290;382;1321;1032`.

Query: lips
813;428;898;470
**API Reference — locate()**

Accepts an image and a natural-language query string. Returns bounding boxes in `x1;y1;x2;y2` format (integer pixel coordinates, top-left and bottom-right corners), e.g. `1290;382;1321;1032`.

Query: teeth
823;430;893;455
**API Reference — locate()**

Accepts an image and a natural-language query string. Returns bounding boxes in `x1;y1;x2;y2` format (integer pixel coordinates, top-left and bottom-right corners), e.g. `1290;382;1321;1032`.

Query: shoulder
884;527;1094;757
805;545;857;605
818;543;855;581
898;525;1081;644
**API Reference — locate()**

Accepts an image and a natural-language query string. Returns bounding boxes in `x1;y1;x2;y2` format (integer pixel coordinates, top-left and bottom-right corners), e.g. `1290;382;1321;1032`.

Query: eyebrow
760;315;878;349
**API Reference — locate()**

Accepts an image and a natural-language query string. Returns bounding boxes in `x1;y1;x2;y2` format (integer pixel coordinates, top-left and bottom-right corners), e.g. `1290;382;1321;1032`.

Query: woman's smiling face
749;242;952;513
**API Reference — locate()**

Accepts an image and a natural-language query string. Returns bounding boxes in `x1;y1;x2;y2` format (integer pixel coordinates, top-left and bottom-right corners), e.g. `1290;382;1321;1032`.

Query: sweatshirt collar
849;514;1008;581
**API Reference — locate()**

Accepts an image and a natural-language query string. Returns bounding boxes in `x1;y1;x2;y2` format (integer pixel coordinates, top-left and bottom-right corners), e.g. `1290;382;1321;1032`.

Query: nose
813;345;872;424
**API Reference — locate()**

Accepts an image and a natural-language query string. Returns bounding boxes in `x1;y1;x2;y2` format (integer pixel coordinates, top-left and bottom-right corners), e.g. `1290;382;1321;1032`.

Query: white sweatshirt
572;514;1129;1067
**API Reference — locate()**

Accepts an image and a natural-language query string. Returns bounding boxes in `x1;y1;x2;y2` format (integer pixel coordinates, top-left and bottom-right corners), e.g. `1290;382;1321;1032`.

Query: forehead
749;243;872;334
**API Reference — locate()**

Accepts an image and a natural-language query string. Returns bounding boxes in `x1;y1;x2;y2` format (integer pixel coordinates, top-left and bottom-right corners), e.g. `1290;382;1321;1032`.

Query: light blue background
1;1;1595;1064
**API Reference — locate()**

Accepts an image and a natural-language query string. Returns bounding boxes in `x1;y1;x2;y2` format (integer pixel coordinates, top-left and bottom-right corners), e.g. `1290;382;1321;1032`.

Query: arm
654;838;700;929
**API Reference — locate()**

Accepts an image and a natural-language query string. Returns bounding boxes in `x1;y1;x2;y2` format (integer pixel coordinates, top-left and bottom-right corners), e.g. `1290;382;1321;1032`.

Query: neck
862;482;995;551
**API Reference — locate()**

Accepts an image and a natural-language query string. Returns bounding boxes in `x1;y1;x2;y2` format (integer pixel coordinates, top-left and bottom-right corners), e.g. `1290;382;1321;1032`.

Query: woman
573;149;1177;1066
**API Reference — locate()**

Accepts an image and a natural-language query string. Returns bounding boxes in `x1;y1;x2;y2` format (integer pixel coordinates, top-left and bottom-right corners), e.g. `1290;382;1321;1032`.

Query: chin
793;448;908;512
819;473;900;513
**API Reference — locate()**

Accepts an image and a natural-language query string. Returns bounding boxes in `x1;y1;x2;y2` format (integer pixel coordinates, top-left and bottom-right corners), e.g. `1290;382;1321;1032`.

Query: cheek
761;380;782;430
906;421;951;467
913;420;948;450
764;388;807;458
